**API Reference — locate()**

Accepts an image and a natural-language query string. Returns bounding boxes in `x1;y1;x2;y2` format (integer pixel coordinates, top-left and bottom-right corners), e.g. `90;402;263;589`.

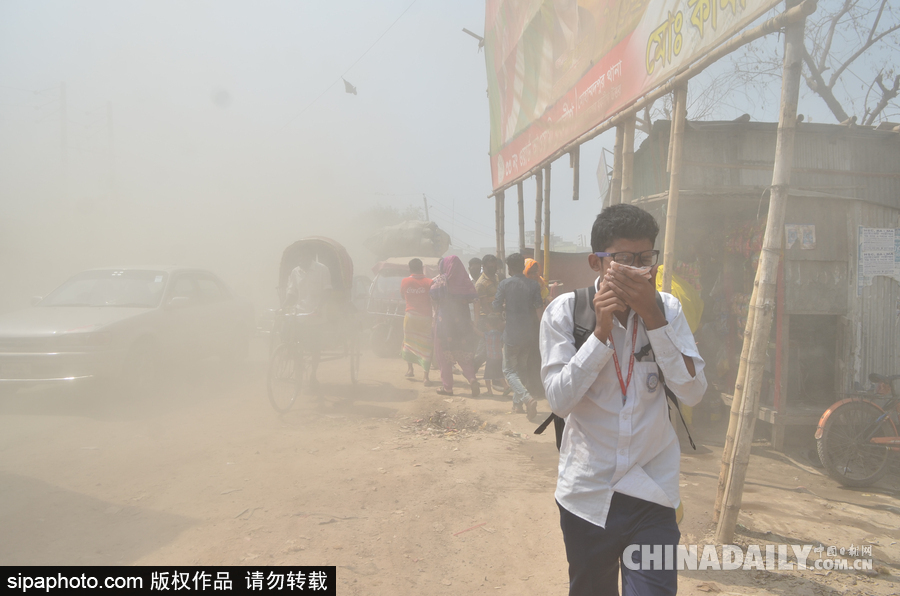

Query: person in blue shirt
493;252;543;420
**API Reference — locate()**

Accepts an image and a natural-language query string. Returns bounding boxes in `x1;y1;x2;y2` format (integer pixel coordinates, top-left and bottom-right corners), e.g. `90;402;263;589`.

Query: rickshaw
267;237;361;413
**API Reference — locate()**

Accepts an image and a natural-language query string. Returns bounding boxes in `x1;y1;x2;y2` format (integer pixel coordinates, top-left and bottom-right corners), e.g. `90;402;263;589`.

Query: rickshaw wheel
267;343;306;413
349;336;361;385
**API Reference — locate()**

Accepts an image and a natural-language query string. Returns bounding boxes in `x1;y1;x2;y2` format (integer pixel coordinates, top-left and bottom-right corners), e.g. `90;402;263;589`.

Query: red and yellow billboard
486;0;781;190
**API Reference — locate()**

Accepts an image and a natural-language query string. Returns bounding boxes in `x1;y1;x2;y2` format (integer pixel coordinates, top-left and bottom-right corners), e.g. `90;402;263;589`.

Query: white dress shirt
285;261;332;314
540;278;707;528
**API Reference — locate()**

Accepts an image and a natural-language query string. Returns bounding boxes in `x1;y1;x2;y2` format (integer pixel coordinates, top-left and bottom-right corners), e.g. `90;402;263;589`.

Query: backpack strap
536;286;595;448
654;291;696;451
572;286;597;351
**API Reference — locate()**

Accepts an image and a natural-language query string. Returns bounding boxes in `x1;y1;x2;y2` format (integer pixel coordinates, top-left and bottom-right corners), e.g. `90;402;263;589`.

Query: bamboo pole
517;182;525;252
534;169;543;273
571;146;580;201
621;116;636;204
499;190;507;270
715;0;807;545
713;278;759;522
611;125;624;205
661;84;687;294
495;193;502;259
543;164;551;279
486;0;817;199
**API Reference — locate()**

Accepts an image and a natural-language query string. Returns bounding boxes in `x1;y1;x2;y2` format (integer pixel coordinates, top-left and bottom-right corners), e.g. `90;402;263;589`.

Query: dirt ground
1;339;898;595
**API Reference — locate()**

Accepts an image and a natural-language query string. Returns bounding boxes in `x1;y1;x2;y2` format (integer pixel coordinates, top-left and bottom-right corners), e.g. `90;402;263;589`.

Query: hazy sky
0;0;868;310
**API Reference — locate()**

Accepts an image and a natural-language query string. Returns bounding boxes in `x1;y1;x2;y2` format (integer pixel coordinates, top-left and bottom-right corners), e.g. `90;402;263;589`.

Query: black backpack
534;286;696;450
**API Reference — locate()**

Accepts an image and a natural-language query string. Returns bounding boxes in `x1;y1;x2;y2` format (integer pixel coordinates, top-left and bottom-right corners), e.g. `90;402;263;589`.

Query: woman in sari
430;256;480;397
524;258;550;306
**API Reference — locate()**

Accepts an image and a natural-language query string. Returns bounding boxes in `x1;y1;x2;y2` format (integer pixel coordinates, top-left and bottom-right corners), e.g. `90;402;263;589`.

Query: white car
0;267;253;394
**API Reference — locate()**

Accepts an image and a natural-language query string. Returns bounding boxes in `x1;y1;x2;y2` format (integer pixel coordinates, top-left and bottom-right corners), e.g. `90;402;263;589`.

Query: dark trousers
558;493;679;596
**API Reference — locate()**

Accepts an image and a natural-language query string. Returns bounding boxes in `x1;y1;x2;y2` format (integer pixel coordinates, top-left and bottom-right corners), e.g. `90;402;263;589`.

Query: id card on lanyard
608;317;639;404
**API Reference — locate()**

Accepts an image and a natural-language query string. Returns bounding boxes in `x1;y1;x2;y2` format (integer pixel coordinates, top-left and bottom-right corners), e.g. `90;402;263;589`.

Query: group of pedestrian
398;252;547;420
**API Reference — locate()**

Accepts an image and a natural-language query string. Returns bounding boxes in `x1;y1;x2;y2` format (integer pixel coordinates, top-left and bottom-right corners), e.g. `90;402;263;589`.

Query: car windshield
40;270;168;308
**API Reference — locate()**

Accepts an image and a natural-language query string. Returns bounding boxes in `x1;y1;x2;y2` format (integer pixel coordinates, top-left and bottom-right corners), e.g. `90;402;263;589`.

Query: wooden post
622;115;636;204
770;255;787;450
544;164;551;279
610;125;624;205
716;1;806;545
713;279;759;523
570;147;580;201
534;169;543;272
661;84;687;294
495;192;503;261
517;182;526;253
499;190;507;270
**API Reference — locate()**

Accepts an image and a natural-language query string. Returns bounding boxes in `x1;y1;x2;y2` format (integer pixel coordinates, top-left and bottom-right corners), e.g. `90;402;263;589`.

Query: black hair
482;254;498;265
468;257;482;267
506;252;525;275
590;204;660;252
408;258;423;274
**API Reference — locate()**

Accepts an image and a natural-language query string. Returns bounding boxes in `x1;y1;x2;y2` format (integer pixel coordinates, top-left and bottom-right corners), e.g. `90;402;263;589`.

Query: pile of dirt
412;408;498;435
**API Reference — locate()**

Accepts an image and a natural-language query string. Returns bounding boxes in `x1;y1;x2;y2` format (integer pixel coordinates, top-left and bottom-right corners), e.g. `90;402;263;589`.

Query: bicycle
815;373;900;487
266;311;360;414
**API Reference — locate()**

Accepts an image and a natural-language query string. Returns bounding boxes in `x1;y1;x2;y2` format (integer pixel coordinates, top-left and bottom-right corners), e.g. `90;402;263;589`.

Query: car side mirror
166;296;192;309
30;296;42;306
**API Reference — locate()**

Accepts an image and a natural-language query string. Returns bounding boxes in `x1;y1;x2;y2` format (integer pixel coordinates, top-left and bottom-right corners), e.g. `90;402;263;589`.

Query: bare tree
733;0;900;125
635;67;752;136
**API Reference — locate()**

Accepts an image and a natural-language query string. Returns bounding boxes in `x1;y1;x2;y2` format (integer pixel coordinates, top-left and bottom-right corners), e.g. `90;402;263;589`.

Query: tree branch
818;0;855;73
828;21;900;88
802;45;850;122
866;0;888;45
865;73;900;125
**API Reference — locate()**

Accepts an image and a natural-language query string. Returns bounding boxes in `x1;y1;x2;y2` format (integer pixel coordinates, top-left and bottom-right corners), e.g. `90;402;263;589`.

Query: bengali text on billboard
486;0;781;191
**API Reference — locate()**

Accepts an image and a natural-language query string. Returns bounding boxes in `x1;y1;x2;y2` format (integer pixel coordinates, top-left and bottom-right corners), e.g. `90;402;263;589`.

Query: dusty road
1;340;898;595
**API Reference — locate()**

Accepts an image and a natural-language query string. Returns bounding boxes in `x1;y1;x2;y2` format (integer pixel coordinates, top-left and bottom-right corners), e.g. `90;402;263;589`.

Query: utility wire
282;0;419;127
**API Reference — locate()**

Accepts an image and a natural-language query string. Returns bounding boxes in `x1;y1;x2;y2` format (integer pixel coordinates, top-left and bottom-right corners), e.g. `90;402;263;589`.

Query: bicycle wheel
817;401;892;487
267;343;306;413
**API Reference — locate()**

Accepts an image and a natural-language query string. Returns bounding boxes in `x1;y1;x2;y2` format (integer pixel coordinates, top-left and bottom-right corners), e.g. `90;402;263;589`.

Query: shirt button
622;413;629;420
619;449;626;456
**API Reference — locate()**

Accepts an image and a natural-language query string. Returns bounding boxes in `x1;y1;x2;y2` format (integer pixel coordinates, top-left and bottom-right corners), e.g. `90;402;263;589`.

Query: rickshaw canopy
278;237;354;303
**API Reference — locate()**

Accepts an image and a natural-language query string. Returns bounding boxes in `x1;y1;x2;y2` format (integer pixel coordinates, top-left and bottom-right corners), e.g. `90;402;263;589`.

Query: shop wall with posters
629;118;900;448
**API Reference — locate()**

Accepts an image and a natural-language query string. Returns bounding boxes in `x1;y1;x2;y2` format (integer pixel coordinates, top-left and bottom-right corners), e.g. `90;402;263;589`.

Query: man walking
493;252;543;420
540;204;707;595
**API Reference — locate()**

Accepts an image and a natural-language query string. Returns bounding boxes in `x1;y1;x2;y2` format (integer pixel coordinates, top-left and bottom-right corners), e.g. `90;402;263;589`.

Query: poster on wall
485;0;782;190
857;227;900;296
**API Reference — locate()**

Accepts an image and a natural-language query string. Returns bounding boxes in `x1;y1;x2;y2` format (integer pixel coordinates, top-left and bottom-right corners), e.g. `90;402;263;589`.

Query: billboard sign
486;0;781;190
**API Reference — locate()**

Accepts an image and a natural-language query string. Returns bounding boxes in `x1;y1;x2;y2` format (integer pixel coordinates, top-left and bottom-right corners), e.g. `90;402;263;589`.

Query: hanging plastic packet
610;260;652;279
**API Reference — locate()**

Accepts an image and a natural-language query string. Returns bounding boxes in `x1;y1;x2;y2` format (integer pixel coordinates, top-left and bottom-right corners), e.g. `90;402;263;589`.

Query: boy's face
588;237;657;281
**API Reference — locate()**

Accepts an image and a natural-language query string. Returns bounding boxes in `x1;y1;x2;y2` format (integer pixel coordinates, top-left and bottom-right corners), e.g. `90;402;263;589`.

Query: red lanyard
608;317;639;403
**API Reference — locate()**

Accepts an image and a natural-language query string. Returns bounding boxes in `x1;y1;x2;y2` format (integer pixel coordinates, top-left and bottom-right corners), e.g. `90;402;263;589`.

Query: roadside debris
409;408;498;436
